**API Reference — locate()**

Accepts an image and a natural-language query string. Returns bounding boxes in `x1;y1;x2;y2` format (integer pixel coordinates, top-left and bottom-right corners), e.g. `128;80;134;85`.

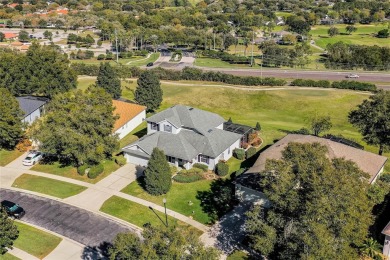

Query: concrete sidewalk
8;247;39;260
4;151;34;171
44;240;84;260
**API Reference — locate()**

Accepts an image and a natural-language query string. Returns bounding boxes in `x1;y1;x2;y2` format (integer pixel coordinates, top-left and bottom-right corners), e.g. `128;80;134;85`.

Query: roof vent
208;129;213;133
189;107;194;111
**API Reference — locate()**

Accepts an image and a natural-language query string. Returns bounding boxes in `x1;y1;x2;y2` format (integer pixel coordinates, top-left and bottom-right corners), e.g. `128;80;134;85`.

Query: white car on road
22;151;43;166
346;74;359;78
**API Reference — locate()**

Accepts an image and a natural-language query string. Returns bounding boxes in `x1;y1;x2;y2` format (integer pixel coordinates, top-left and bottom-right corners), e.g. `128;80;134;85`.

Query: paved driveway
0;189;135;247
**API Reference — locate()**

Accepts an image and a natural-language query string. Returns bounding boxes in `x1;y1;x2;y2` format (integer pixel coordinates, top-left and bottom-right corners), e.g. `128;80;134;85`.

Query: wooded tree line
326;42;390;70
0;43;77;97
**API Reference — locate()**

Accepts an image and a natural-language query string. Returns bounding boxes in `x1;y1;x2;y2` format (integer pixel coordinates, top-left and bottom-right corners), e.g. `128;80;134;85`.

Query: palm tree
360;238;382;258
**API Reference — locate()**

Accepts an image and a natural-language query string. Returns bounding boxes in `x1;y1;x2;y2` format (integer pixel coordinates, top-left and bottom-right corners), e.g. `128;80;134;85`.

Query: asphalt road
0;189;134;247
200;67;390;84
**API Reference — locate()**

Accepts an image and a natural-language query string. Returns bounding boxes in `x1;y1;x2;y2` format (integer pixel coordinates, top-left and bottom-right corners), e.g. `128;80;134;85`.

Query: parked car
146;62;154;67
22;151;43;166
346;74;359;78
1;200;25;219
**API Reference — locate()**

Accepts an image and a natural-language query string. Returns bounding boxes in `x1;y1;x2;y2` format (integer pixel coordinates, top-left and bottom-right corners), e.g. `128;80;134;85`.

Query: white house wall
115;110;146;139
217;139;240;161
23;108;41;125
383;235;390;259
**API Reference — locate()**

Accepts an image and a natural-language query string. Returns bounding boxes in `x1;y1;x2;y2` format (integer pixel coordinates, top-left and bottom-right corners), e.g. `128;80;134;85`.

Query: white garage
123;149;149;167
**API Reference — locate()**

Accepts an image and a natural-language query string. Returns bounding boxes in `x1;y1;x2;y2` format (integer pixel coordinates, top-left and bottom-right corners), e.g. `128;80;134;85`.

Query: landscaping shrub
114;155;126;166
331;80;376;91
193;163;209;172
246;147;257;159
97;54;105;60
88;164;104;179
235;168;247;176
233;148;245;160
380;174;390;183
252;138;262;147
77;164;89;176
173;167;203;183
15;138;32;152
291;79;331;88
216;162;229;177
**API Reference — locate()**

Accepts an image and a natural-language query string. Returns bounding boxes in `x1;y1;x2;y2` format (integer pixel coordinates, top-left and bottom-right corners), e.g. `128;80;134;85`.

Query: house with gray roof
17;96;49;125
235;134;388;205
122;105;248;170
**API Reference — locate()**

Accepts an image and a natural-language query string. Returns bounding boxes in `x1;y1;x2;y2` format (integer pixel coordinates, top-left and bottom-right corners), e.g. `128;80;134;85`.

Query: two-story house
122;105;245;170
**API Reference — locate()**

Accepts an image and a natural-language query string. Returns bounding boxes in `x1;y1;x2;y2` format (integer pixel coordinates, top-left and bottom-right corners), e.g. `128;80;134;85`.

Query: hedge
246;147;257;159
233;148;245;160
77;164;89;176
88;164;104;179
193;163;209;172
216;162;229;177
291;79;376;91
115;155;126;166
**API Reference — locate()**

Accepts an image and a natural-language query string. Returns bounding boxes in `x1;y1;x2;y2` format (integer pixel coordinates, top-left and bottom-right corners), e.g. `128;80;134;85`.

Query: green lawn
121;179;212;224
194;57;259;69
13;222;62;259
0;149;24;166
12;174;87;198
100;196;203;235
31;159;120;184
0;253;20;260
311;24;390;48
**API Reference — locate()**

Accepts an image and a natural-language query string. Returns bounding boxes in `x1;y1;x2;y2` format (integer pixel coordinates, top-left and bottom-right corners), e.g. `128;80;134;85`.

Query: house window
167;156;175;163
164;124;172;133
151;122;158;130
198;154;209;164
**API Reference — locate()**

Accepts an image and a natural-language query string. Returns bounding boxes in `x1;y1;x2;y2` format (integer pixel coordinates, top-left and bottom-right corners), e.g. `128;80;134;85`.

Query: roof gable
112;100;146;132
16;96;48;117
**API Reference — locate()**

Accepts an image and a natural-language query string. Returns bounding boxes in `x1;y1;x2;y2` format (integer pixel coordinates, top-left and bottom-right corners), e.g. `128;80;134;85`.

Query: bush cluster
216;162;229;176
233;148;246;160
246;147;257;159
193;163;209;172
291;79;376;91
199;50;251;64
88;164;104;179
173;167;204;183
114;155;126;166
77;164;89;176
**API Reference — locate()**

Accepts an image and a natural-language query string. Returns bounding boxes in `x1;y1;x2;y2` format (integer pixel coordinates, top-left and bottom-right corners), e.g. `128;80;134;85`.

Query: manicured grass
121;178;212;224
0;253;20;260
13;221;62;259
194;57;259;69
12;174;87;198
125;52;160;67
0;149;24;166
311;24;390;48
100;196;203;235
31;159;120;184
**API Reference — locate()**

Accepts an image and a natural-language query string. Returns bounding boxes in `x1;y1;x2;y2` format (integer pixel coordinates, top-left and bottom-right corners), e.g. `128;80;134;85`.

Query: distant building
17;96;49;125
112;99;146;139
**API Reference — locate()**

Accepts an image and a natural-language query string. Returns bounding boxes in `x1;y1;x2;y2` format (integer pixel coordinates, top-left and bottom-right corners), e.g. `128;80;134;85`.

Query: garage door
125;153;149;167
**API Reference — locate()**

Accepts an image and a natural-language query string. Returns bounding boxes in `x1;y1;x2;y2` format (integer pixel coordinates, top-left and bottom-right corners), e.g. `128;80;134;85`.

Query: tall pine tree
144;148;171;195
96;62;121;99
0;88;24;149
135;70;162;112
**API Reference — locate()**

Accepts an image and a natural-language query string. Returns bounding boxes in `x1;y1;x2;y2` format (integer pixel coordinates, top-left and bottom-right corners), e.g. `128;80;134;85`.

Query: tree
328;26;340;37
245;142;373;259
18;30;29;42
144;148;171;195
109;225;219;260
377;29;389;38
0;207;19;254
349;90;390;155
0;32;4;42
310;115;332;136
29;87;119;166
135;70;162;112
345;25;357;35
255;122;261;131
0;88;24;150
96;63;121;99
43;30;53;41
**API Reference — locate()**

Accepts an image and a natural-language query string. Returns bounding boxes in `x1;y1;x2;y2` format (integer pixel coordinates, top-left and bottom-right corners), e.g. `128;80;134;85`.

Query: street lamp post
163;198;168;227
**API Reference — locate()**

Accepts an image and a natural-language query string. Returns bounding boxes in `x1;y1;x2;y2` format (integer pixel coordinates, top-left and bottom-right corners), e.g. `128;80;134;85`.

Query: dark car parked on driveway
1;200;25;219
146;62;154;67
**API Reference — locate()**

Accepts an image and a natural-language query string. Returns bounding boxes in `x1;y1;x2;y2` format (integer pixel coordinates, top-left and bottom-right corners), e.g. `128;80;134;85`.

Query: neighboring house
17;96;49;125
383;222;390;259
3;32;18;40
235;134;388;205
122;105;250;170
112;99;146;140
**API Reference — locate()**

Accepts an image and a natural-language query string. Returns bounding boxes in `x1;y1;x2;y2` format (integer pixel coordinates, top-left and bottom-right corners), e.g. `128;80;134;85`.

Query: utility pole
250;30;254;67
115;28;119;63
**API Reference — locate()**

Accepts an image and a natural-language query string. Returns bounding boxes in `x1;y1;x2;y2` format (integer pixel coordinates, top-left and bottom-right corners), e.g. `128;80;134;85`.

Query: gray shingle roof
123;128;241;160
247;134;388;183
16;96;48;117
147;105;225;135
